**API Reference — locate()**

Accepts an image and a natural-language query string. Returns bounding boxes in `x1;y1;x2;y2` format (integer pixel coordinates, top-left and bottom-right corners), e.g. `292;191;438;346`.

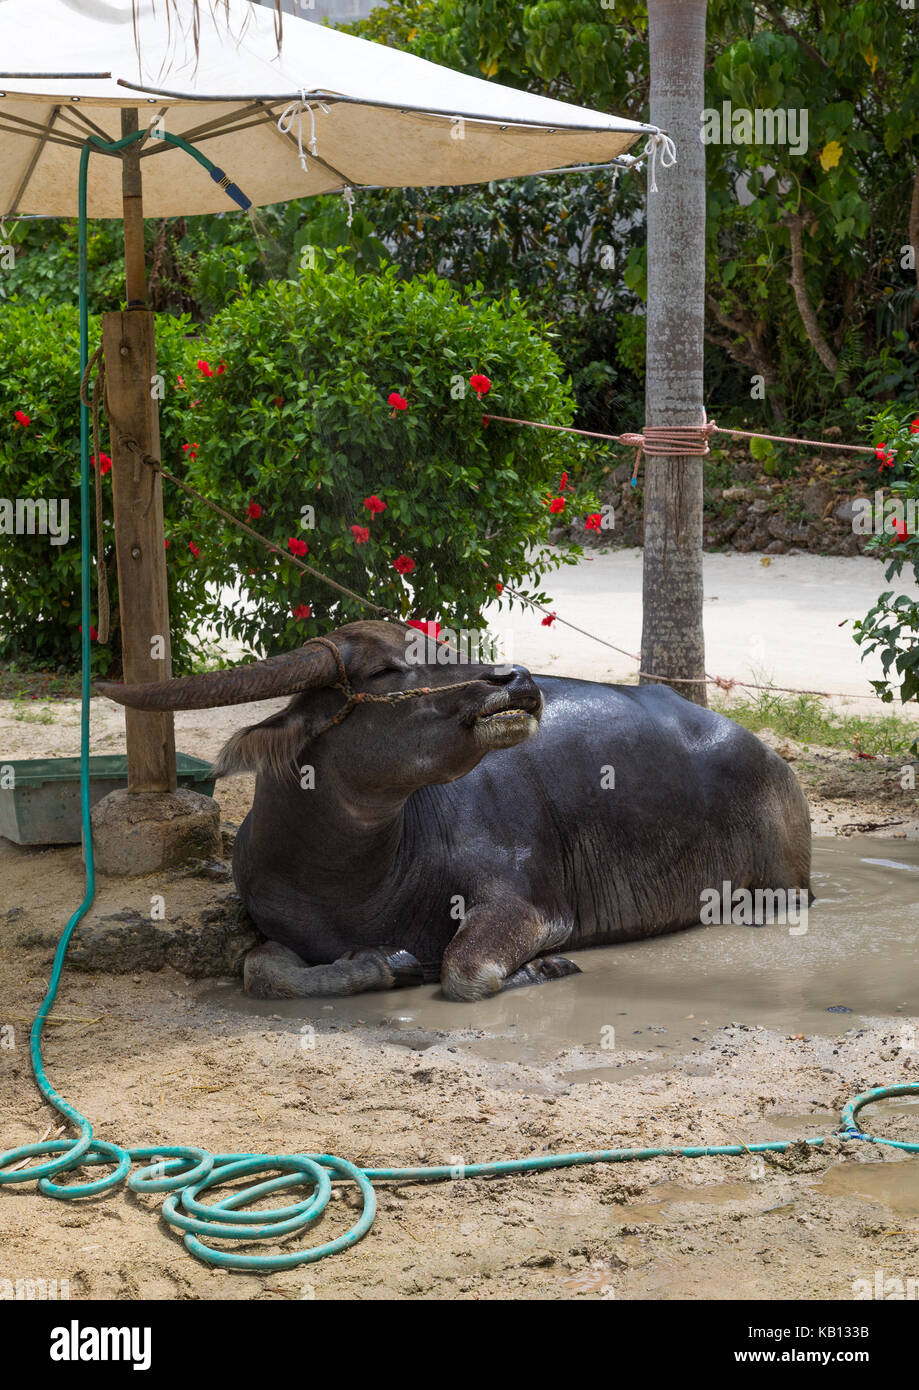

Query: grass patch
716;690;918;756
0;665;82;701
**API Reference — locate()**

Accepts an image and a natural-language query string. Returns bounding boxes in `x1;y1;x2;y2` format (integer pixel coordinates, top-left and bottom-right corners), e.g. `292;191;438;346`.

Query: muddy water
202;837;919;1067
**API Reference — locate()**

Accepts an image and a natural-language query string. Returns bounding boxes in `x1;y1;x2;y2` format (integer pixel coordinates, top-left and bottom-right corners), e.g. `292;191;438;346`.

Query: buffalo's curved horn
94;641;339;711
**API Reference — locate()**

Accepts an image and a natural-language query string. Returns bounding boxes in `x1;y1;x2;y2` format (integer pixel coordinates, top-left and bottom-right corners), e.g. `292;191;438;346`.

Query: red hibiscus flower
350;524;370;544
197;359;214;378
288;536;309;557
92;452;113;475
164;539;170;549
189;541;200;559
910;419;919;434
388;392;408;417
495;582;504;594
393;554;415;575
541;612;557;627
893;519;910;543
407;619;441;638
246;501;263;520
363;495;387;517
875;443;894;470
176;375;186;389
547;496;565;514
292;603;312;620
216;363;226;375
182;442;199;460
469;373;491;398
585;513;602;531
559;471;569;491
13;410;30;427
79;624;99;641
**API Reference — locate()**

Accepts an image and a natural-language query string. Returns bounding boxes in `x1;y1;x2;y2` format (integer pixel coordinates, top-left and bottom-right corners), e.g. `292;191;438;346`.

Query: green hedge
0;303;209;677
0;260;595;672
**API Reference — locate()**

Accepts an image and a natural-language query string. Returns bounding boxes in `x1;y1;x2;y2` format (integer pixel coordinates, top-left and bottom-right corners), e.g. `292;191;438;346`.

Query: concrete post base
90;788;221;877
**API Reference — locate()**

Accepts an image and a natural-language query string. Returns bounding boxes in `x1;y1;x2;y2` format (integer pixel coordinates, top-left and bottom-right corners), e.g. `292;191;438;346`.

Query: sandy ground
2;951;918;1301
2;552;918;1300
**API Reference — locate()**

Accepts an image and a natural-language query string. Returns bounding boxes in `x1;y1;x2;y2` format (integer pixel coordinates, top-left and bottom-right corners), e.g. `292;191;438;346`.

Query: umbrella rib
56;105;115;144
6;105;62;217
0;115;86;151
261;101;356;189
139;113;272;156
150;101;266;146
113;79;641;136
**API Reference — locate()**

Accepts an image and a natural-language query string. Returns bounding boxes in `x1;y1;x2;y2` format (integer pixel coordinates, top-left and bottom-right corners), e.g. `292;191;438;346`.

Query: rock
66;893;258;977
90;788;221;877
766;539;787;554
803;482;832;519
722;486;752;502
834;498;859;524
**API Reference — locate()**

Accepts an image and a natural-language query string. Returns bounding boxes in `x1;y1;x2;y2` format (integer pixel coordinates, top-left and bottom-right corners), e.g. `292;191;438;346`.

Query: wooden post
103;109;177;792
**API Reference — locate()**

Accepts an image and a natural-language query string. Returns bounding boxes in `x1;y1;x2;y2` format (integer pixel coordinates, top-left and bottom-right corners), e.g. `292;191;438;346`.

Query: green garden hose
0;129;916;1274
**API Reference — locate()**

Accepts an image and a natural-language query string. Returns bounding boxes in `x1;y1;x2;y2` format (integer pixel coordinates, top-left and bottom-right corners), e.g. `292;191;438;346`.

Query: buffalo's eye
366;666;401;680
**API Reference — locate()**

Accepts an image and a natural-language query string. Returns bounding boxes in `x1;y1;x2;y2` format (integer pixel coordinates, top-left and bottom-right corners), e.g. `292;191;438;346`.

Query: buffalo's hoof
503;955;582;990
536;954;581;980
380;948;425;989
341;946;425;990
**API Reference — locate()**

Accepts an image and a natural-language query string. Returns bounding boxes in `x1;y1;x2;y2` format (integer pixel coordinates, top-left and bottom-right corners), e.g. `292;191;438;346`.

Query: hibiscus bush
174;256;593;658
0;302;209;677
1;262;596;672
854;411;919;709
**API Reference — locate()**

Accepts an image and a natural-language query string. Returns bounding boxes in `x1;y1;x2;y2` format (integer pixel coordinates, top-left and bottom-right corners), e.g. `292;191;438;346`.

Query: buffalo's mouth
471;690;542;748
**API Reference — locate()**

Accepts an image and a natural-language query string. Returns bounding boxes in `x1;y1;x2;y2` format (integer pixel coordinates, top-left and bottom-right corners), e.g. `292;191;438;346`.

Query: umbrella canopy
0;0;657;218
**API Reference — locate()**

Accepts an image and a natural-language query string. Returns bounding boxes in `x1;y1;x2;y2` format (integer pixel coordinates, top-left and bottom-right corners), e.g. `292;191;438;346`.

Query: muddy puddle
200;836;919;1069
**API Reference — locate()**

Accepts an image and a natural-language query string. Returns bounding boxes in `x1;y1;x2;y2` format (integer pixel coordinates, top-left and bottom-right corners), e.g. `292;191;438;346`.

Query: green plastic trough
0;754;216;846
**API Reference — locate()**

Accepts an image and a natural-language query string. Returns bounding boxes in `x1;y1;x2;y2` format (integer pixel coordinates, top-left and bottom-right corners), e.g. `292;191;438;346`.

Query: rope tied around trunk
482;409;882;490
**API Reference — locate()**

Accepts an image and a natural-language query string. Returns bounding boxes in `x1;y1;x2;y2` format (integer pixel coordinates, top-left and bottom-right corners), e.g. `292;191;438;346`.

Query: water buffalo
99;620;810;1001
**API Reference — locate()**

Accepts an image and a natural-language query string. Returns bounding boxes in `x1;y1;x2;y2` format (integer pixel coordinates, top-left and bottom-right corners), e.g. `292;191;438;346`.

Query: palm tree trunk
641;0;708;707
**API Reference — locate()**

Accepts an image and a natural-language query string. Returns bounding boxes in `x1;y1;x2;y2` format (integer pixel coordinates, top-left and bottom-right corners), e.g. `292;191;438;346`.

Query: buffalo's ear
212;702;309;781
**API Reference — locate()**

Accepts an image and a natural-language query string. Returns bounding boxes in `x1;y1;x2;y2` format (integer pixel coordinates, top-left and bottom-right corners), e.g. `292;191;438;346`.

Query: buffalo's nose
485;664;542;713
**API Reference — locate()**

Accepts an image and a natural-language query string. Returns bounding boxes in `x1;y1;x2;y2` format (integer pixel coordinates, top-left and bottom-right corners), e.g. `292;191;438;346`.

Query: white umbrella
0;0;659;218
0;0;663;796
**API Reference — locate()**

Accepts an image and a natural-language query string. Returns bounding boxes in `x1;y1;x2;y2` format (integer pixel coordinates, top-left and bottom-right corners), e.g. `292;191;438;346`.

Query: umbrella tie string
278;91;331;173
616;129;677;192
644;130;677;193
341;184;355;227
